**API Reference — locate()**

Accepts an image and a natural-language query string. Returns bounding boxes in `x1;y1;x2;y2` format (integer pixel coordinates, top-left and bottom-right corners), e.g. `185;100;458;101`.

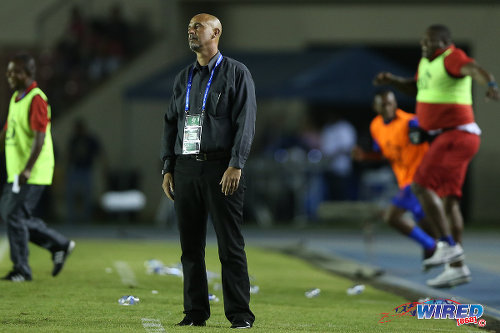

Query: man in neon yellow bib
0;54;75;282
374;25;499;288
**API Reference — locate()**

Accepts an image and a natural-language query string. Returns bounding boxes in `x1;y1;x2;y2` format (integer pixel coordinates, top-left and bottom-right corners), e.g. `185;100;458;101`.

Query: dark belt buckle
195;153;207;161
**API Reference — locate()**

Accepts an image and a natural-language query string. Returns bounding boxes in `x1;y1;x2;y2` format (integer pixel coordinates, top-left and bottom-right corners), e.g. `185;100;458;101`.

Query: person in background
66;118;103;223
374;24;499;287
0;53;74;282
161;14;256;328
320;114;357;201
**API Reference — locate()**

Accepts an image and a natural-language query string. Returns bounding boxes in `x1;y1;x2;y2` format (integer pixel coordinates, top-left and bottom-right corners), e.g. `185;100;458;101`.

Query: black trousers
174;158;254;324
0;184;69;278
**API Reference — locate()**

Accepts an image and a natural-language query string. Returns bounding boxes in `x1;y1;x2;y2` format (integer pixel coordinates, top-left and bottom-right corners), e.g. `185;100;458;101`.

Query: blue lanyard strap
185;53;223;113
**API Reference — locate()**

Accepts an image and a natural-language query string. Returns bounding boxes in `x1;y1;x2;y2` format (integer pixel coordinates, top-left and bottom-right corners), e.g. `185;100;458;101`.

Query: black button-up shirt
161;51;256;173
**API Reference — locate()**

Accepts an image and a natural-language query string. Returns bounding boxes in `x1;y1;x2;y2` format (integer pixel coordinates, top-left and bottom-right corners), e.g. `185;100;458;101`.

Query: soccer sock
408;226;436;250
439;235;456;246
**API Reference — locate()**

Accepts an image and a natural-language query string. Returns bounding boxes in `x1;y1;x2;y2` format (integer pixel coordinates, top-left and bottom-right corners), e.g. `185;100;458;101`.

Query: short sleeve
444;48;475;78
29;95;49;132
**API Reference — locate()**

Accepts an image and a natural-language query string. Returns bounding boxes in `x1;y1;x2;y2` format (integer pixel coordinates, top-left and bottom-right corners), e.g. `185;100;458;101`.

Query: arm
160;78;180;199
21;95;49;184
351;145;384;162
220;66;256;196
160;79;180;176
373;72;418;96
229;66;256;169
19;131;45;184
460;62;500;101
0;128;5;152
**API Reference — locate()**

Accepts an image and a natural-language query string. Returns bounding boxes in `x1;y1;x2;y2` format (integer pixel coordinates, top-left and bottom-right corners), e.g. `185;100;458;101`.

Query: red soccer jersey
370;109;429;188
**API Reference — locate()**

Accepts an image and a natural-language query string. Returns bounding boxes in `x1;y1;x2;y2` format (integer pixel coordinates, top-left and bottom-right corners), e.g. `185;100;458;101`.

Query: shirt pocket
208;90;229;119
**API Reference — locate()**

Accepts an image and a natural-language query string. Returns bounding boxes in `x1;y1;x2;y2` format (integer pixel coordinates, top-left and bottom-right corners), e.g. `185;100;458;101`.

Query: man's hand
220;167;241;196
373;72;394;86
162;173;175;201
351;146;366;162
460;62;500;101
486;85;500;101
19;169;31;185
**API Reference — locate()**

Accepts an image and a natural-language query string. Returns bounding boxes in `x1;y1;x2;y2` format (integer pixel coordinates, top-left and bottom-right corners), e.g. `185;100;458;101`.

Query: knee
383;211;395;227
444;196;460;212
218;246;245;266
0;210;11;224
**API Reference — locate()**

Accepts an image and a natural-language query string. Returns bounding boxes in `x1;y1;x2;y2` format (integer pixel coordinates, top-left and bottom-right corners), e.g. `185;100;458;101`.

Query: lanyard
185;53;223;113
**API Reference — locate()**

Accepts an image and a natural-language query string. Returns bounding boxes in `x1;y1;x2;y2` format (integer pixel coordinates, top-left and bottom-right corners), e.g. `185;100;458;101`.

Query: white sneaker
422;241;465;271
427;264;471;288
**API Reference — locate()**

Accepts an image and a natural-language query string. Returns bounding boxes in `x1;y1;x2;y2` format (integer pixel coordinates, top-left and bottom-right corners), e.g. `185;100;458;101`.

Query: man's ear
212;28;221;39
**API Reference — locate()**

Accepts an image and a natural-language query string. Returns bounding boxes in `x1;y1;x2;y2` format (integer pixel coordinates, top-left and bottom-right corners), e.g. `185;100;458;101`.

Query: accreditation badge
182;115;203;154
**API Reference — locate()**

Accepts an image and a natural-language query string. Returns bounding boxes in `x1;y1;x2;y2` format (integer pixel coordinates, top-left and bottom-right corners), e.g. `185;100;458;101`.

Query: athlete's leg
411;183;452;239
385;204;435;255
443;196;465;268
384;205;413;234
418;216;439;240
443;196;463;244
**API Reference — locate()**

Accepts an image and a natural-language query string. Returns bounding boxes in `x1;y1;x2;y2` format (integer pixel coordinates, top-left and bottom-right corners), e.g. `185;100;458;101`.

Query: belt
178;151;231;161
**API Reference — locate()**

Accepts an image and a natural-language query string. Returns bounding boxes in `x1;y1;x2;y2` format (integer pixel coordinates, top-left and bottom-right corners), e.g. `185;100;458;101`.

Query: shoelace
53;251;65;264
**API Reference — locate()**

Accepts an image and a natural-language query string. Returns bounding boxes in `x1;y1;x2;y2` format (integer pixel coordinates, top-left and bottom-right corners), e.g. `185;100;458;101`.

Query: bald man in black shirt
161;13;256;329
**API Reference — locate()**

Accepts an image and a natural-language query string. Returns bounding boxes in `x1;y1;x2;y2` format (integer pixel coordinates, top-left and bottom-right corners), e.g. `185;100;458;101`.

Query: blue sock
408;226;436;250
439;235;456;246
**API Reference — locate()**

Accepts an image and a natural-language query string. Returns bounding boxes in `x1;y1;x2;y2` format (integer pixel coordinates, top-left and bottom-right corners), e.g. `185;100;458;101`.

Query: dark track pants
0;184;69;278
174;158;255;324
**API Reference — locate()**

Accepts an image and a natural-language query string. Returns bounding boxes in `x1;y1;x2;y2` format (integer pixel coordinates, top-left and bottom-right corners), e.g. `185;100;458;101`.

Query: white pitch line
0;237;8;263
141;318;166;332
113;261;138;287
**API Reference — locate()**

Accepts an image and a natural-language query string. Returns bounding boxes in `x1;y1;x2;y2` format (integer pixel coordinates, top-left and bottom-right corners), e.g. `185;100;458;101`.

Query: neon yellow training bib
6;87;54;185
416;48;472;105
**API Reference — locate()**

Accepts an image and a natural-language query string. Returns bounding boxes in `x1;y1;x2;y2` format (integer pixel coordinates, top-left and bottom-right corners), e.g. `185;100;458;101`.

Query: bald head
188;13;223;56
193;13;222;35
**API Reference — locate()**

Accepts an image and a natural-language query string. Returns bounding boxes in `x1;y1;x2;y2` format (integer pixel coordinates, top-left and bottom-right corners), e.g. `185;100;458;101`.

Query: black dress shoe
230;319;252;329
176;316;206;326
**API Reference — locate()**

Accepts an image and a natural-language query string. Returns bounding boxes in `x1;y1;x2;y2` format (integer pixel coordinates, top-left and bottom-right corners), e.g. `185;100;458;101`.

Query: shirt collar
382;109;401;124
194;51;221;73
430;44;455;61
16;81;38;101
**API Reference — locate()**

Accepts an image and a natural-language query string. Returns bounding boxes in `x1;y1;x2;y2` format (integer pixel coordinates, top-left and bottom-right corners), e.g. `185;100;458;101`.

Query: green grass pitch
0;238;486;332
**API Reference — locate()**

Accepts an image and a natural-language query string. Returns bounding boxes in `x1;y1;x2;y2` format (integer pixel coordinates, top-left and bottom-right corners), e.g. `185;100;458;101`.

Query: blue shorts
391;185;425;222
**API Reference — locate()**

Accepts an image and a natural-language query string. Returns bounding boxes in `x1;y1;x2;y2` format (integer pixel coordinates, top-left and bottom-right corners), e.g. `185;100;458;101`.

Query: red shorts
413;130;480;198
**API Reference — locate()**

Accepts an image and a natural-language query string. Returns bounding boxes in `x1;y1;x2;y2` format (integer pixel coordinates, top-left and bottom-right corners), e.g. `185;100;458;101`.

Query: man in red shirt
0;53;75;282
374;24;499;288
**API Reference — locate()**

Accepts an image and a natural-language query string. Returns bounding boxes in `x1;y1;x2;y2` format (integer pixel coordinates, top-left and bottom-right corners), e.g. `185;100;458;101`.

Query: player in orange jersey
353;91;438;259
